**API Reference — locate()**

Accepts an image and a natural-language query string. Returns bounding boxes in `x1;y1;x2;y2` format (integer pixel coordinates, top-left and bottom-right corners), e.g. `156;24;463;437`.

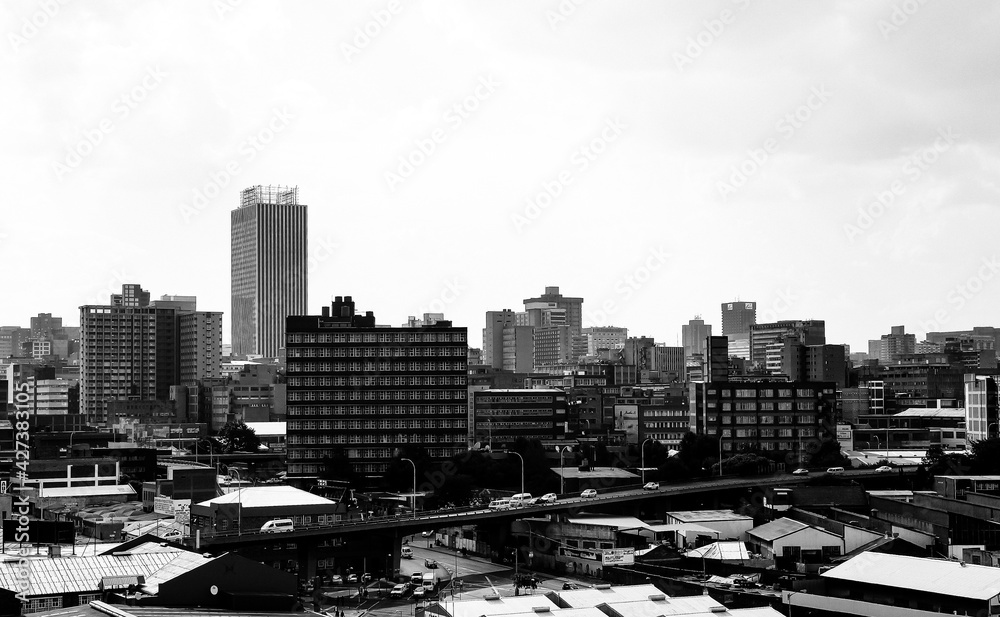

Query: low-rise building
747;517;844;565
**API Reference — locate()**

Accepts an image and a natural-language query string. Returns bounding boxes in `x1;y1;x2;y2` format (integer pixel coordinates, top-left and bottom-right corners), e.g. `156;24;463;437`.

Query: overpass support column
298;541;318;583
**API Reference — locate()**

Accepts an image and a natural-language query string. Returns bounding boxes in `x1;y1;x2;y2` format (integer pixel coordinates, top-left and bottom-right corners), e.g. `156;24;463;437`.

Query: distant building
582;326;627;355
231;185;307;358
965;374;999;443
721;301;756;337
750;320;826;374
681;316;712;361
876;325;916;364
483;309;517;369
473;388;567;448
523;286;583;335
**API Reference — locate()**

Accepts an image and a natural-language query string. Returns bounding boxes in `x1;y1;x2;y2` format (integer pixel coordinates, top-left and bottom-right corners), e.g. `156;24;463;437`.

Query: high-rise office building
80;284;177;425
682;316;712;361
284;296;468;486
750;320;826;374
483;310;517;369
877;325;916;364
523;287;583;335
231;185;308;358
81;285;223;425
721;301;756;336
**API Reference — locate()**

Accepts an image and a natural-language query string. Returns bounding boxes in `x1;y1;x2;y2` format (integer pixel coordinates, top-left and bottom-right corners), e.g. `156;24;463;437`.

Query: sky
2;0;998;352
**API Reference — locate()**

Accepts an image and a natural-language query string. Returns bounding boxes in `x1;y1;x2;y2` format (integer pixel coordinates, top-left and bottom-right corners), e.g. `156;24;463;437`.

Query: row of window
713;388;817;398
287;431;466;445
288;332;467;344
288;361;466;373
288;375;467;387
721;414;816;425
289;346;466;358
288;390;466;401
287;404;466;416
287;418;466;433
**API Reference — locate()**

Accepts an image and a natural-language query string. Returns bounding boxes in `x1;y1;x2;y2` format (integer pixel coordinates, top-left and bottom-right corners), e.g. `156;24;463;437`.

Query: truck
416;570;445;598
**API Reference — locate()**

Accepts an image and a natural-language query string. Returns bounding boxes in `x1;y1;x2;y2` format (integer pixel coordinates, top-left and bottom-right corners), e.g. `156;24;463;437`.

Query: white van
826;467;845;474
488;499;511;510
401;547;413;559
509;493;533;508
260;518;294;533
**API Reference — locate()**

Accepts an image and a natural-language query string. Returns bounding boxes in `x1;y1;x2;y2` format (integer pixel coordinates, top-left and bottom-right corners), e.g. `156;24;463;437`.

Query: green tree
970;438;1000;474
678;432;720;475
218;421;261;453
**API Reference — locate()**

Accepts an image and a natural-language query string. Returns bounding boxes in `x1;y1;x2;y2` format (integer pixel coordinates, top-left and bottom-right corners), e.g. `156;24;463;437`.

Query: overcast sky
2;1;998;352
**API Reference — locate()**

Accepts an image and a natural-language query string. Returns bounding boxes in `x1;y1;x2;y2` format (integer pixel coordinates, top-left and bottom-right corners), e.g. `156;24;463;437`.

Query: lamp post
506;451;524;496
401;458;417;519
230;469;242;536
641;438;653;485
558;445;573;494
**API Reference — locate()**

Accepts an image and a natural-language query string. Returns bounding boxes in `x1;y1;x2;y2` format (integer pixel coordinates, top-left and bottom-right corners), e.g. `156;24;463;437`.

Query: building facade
473;388;567;448
523;287;583;335
750;320;826;374
231;185;308;358
721;301;756;337
284;296;468;485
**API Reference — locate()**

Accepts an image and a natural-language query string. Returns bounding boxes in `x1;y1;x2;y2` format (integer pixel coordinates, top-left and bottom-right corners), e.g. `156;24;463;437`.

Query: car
330;574;343;585
581;489;597;498
346;573;358;583
562;582;580;590
421;530;433;537
389;584;409;599
642;482;659;491
361;573;372;583
791;468;810;475
826;466;845;474
401;547;413;559
424;559;438;569
413;586;427;599
537;492;558;504
875;465;893;473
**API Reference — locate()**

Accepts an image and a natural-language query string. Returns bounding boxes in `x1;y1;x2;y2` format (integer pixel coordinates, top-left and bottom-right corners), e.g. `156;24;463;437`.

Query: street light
401;458;417;519
558;445;573;494
230;469;242;536
640;438;653;485
505;451;524;496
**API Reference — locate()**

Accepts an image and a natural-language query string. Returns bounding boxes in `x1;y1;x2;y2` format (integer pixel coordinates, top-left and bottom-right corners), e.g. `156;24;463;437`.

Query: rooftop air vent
648;594;666;601
484;595;501;601
532;608;550;613
594;584;612;590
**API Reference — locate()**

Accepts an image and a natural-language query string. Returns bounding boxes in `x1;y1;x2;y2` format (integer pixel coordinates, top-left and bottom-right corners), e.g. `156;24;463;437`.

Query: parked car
330;574;343;584
791;468;810;475
537;493;558;504
562;582;580;590
581;489;597;498
875;465;893;473
390;584;409;599
346;573;358;583
642;482;659;491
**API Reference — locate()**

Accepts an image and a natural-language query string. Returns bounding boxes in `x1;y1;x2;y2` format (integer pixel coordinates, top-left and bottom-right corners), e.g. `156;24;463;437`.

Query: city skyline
2;2;998;353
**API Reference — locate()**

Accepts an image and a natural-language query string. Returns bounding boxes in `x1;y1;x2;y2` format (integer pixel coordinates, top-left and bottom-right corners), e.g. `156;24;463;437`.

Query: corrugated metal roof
667;510;753;523
821;552;1000;600
0;551;184;596
565;516;650;530
557;583;666;606
747;517;810;542
684;542;750;561
40;485;136;498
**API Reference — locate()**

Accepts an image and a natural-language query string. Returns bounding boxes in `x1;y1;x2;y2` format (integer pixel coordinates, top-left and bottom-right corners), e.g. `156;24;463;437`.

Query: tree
804;439;849;470
970;438;1000;474
678;432;720;475
218;421;261;453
